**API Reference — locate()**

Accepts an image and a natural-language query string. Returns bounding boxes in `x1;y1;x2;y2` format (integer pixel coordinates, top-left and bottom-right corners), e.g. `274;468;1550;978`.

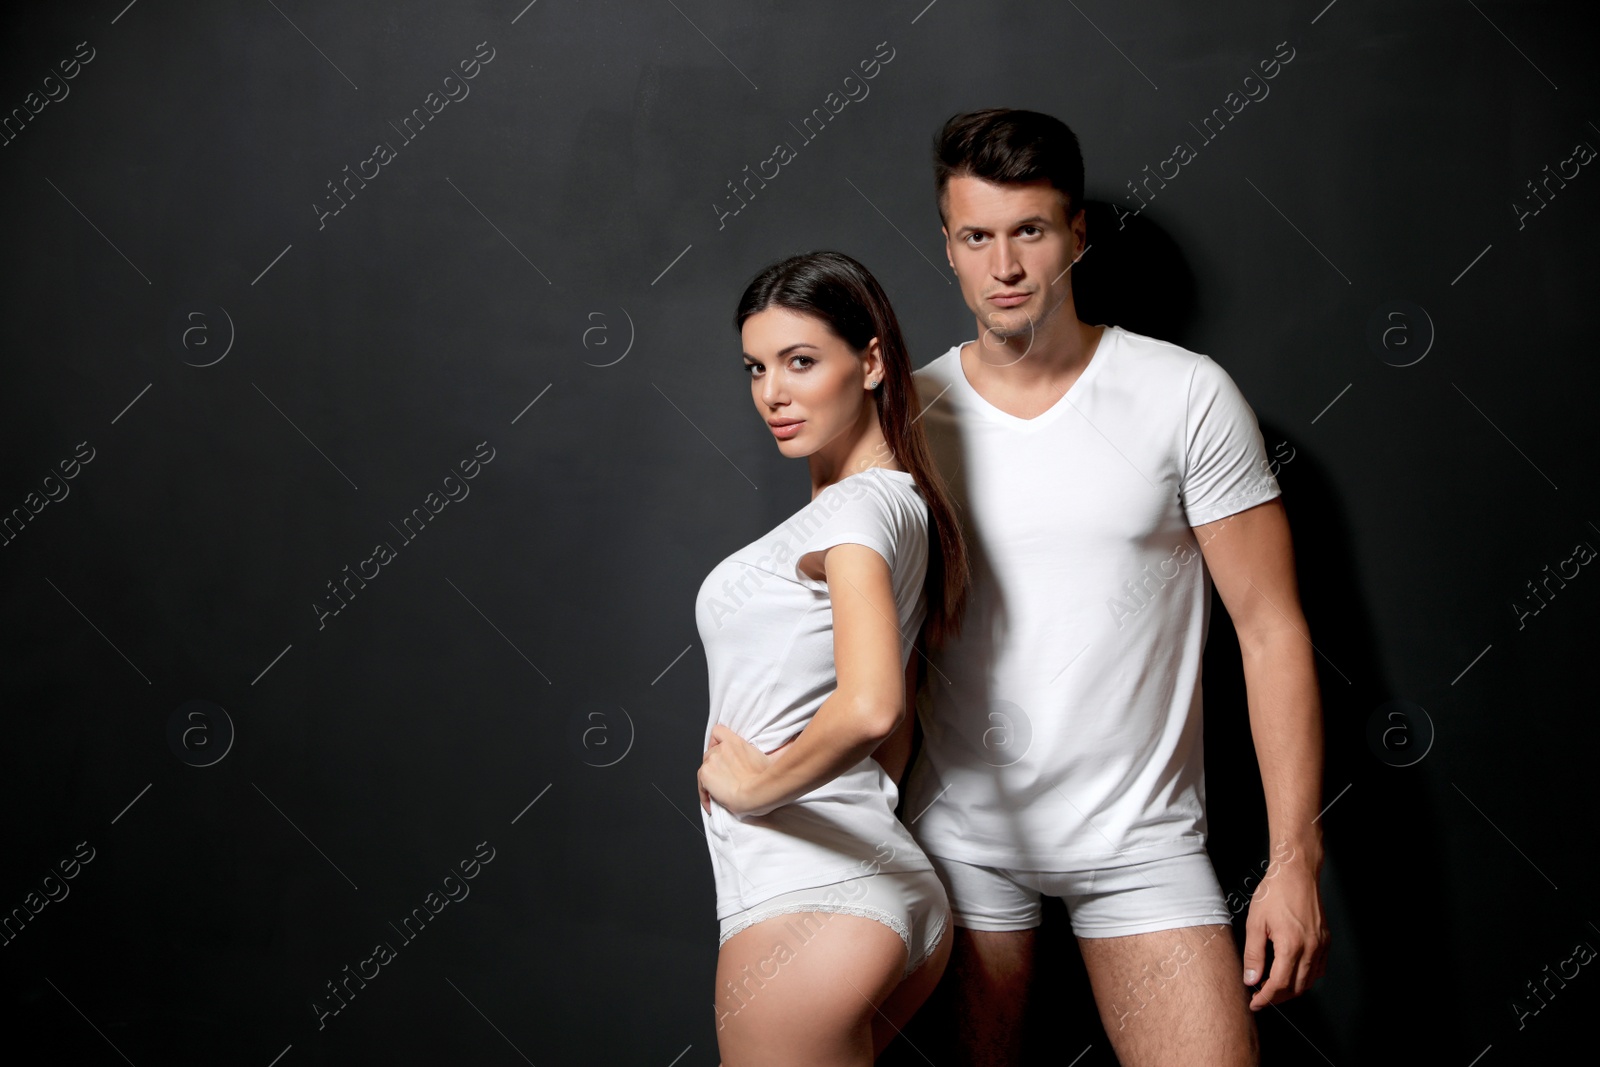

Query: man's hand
698;725;793;815
1241;849;1329;1010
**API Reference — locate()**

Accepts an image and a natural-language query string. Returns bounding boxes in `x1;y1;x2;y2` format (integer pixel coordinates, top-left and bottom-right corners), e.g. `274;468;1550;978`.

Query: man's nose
993;240;1022;281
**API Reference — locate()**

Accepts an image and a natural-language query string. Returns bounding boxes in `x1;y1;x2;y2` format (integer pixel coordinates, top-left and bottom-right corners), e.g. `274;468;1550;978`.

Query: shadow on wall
1071;199;1198;346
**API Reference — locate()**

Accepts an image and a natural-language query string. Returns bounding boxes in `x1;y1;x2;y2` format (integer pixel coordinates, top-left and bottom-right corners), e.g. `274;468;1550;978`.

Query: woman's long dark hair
734;250;969;652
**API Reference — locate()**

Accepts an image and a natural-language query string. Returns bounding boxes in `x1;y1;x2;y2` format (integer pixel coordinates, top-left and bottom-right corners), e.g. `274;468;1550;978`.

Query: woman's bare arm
871;631;922;785
698;541;906;816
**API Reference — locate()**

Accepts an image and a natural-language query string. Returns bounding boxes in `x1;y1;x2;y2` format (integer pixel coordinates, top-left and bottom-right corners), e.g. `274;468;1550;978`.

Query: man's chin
976;315;1037;345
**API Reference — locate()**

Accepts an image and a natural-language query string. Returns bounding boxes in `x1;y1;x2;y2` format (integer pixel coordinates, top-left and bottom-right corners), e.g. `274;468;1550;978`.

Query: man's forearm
1241;628;1326;862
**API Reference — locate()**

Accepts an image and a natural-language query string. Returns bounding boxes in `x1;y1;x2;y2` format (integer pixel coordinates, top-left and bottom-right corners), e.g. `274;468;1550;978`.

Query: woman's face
740;306;880;459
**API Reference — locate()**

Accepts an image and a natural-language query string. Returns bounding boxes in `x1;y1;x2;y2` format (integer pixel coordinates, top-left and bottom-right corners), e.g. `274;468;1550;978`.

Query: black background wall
3;1;1596;1064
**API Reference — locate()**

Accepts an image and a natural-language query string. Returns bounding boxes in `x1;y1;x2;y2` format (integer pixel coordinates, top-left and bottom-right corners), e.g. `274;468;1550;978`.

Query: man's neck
962;317;1104;391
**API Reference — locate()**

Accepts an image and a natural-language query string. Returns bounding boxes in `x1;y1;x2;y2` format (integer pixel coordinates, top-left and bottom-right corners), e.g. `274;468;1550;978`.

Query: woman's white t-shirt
696;466;933;919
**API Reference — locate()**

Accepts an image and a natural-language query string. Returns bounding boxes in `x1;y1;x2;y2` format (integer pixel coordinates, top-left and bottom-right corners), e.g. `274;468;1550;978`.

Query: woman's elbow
849;694;904;744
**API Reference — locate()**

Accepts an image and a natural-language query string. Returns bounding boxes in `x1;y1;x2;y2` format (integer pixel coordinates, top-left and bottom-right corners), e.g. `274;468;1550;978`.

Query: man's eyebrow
954;214;1053;237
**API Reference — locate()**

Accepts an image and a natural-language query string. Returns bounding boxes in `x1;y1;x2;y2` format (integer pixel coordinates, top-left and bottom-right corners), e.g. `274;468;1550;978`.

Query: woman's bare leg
715;910;907;1067
871;915;953;1058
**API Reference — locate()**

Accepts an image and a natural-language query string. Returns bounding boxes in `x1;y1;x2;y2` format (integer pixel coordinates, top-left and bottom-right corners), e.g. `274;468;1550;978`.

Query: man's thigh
1076;923;1258;1067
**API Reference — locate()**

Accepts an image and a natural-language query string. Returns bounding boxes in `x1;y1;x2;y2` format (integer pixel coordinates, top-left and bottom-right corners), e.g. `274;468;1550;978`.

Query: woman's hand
699;725;794;815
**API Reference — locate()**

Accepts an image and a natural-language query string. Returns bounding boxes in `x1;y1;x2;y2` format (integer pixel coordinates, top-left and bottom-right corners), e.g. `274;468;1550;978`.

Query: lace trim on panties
917;908;950;974
719;900;911;955
721;900;950;978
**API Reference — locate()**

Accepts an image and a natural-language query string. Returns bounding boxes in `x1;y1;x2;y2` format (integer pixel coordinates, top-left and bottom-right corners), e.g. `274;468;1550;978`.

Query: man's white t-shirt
902;325;1282;871
696;467;934;919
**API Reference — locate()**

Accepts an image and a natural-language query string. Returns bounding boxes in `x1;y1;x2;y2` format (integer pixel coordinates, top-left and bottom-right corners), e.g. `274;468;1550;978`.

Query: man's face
941;175;1085;346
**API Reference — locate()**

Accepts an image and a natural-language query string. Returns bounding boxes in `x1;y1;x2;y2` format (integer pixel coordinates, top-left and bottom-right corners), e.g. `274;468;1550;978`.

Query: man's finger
1241;919;1268;988
1251;939;1301;1010
1302;930;1330;988
1293;946;1320;998
1312;941;1330;983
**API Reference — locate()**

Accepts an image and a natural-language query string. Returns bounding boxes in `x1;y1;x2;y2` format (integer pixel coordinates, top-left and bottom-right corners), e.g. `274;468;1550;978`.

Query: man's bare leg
1077;923;1258;1067
949;927;1035;1067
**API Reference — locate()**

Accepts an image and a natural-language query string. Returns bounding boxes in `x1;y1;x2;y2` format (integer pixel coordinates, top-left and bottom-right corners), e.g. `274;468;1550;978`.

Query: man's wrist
1265;829;1325;873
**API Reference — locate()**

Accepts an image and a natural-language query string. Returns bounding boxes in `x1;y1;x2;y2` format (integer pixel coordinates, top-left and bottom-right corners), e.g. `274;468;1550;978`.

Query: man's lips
989;291;1030;307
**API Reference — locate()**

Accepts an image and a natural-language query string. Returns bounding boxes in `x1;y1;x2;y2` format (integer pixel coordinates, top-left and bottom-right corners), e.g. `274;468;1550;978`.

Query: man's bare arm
1193;496;1330;1010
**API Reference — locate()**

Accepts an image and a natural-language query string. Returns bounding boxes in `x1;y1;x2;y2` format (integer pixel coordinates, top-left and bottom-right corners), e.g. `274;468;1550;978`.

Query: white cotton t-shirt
696;466;934;919
902;325;1282;871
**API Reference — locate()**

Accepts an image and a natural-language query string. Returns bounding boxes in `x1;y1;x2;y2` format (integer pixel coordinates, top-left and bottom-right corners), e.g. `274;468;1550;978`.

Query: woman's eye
744;363;761;376
791;356;813;370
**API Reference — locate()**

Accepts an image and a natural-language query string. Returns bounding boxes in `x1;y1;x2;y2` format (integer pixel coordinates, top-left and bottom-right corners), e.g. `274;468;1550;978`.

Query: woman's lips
769;420;804;440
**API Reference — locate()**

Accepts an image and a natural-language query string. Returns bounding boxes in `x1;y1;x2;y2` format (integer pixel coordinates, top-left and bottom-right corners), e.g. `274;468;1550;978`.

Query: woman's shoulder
800;468;926;556
853;468;931;556
832;467;925;519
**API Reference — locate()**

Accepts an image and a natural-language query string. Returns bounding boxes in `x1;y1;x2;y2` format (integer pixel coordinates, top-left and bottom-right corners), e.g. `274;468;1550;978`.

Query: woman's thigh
871;912;952;1058
714;909;906;1067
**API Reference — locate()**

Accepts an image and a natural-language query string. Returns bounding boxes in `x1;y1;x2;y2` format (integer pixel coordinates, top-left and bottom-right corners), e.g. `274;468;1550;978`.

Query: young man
900;109;1330;1066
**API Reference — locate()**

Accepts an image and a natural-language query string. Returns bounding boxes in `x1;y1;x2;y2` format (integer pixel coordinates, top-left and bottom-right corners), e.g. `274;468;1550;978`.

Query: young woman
694;250;969;1066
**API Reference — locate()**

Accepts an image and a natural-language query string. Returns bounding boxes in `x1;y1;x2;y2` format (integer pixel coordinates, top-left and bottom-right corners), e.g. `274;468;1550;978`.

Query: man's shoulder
911;341;964;387
1113;326;1262;409
1102;324;1207;383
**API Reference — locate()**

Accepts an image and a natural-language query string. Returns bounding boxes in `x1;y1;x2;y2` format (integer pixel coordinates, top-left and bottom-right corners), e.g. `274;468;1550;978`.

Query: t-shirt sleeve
788;480;901;586
1179;353;1282;526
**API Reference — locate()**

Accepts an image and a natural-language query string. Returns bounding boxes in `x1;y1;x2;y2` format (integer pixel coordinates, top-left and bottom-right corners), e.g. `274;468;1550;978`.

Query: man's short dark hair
932;108;1085;228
